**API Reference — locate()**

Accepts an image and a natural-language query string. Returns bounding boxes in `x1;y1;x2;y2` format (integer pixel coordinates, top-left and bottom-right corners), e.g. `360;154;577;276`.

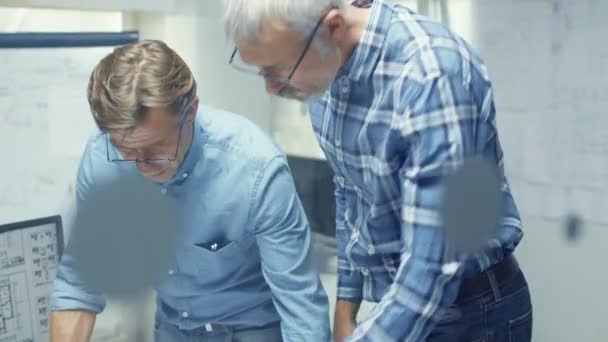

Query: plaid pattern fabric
308;1;524;340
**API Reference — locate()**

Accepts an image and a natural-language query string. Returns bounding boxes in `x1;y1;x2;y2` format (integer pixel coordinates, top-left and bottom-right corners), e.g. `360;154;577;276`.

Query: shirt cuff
337;269;364;301
50;279;105;314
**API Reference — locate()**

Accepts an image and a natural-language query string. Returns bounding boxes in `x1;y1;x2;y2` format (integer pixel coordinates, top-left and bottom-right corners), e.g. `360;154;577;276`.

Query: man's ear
323;9;347;45
188;96;199;123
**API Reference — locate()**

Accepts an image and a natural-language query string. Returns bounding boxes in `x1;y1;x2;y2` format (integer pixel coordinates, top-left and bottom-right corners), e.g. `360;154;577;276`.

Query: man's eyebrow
110;138;133;150
111;134;163;150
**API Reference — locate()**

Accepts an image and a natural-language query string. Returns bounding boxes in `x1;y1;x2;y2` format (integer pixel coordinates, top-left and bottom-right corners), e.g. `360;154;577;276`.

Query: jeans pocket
437;305;463;325
428;306;467;341
508;310;532;342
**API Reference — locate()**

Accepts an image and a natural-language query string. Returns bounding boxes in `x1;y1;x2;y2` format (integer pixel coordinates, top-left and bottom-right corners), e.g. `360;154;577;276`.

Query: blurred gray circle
442;156;501;255
67;175;177;297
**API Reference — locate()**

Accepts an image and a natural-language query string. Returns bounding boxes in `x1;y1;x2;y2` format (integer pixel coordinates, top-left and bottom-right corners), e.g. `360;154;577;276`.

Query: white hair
222;0;347;43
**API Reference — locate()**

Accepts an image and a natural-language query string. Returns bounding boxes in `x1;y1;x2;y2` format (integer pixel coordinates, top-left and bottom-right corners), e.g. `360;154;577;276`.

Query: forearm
335;299;361;323
334;299;361;342
254;157;331;340
50;310;96;342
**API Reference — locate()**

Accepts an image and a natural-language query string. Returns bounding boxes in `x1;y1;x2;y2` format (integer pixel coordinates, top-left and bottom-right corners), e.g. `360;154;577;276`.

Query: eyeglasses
228;8;334;86
105;92;194;167
105;121;185;167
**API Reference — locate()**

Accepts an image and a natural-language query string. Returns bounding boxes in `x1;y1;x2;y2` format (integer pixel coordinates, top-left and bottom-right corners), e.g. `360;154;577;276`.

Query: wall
449;1;607;341
0;6;122;32
0;6;134;342
123;0;273;132
0;0;174;12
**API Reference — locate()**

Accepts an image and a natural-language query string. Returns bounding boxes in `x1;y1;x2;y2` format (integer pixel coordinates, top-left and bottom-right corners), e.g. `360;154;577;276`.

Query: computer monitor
0;216;64;342
287;155;336;237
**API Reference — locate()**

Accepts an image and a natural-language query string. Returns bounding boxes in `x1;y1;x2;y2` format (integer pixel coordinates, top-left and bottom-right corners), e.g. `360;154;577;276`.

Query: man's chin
142;170;173;183
278;87;324;103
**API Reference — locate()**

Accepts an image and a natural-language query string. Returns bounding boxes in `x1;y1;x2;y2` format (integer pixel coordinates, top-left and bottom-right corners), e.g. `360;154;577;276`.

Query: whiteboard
466;0;608;225
2;0;176;13
0;32;138;227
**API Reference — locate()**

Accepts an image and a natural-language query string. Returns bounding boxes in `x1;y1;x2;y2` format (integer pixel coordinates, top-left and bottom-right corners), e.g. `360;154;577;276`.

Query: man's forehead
111;127;158;146
110;108;175;146
259;18;294;41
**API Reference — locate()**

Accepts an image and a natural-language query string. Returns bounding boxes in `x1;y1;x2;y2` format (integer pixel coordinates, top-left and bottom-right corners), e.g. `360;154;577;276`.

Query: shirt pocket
178;232;256;276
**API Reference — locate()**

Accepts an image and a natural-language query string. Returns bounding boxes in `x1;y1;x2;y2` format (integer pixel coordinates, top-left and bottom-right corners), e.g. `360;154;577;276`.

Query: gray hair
222;0;347;43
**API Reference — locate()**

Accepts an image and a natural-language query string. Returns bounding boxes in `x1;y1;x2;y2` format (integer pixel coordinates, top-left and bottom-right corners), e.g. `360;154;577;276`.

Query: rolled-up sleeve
252;156;331;342
50;254;106;313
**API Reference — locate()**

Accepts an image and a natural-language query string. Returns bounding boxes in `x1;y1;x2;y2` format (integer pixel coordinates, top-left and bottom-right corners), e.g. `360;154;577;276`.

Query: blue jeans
154;320;282;342
427;270;532;342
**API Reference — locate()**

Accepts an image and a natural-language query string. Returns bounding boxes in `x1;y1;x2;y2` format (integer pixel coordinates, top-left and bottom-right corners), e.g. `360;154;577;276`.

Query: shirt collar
336;0;391;82
163;117;204;186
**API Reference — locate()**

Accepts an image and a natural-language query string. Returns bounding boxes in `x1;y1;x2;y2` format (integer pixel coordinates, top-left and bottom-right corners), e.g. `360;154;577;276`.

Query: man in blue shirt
49;40;330;342
222;0;532;341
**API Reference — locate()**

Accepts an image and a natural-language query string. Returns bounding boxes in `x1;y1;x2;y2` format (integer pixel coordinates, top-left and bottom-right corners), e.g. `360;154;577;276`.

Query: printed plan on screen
0;222;60;342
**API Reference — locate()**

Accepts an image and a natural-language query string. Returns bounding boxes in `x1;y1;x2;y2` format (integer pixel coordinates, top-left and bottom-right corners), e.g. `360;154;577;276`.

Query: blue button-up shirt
309;1;523;340
50;105;330;341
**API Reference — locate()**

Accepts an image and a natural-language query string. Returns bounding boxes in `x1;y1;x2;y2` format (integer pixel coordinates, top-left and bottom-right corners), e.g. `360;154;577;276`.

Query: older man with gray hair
222;0;532;341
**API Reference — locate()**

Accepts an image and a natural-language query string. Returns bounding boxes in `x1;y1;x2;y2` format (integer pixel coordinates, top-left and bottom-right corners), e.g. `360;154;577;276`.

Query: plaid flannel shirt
308;1;524;340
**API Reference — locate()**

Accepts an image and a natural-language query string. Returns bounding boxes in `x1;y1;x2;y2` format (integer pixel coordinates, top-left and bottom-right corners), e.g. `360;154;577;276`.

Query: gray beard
278;86;324;103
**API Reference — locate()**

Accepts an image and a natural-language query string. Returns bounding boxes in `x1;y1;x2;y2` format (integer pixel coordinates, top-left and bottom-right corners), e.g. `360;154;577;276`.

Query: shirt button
181;311;189;318
182;173;188;179
167;269;175;275
160;187;167;195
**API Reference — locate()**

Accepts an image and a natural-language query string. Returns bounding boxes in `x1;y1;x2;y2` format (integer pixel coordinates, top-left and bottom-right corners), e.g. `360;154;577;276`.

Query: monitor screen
287;155;336;237
0;216;63;342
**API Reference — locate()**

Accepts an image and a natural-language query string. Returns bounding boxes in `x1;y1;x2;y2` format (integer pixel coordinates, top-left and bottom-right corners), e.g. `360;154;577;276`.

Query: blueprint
0;223;59;342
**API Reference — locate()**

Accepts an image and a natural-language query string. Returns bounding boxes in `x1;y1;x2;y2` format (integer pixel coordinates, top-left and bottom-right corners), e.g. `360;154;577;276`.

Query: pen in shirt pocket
196;238;231;252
